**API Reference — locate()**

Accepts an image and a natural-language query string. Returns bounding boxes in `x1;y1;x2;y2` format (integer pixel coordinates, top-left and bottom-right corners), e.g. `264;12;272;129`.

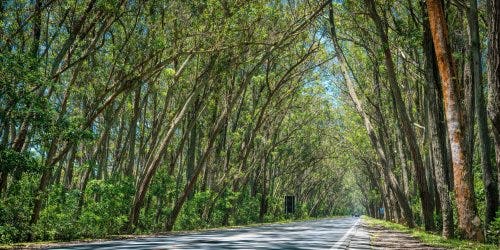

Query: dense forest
0;0;499;245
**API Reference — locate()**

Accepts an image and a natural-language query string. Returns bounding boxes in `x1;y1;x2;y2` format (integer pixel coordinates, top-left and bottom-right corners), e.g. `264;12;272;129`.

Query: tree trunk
397;133;410;198
423;12;453;238
423;6;454;237
125;86;142;177
365;0;434;230
426;0;484;241
185;108;197;199
487;0;500;209
328;5;414;227
63;146;76;190
468;0;499;226
128;88;199;230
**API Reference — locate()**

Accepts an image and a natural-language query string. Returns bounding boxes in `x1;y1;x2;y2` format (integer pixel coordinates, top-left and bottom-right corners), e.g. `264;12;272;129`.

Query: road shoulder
362;217;498;250
365;222;446;249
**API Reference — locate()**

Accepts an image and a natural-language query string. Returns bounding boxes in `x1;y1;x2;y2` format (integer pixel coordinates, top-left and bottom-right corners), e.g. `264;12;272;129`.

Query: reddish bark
426;0;484;241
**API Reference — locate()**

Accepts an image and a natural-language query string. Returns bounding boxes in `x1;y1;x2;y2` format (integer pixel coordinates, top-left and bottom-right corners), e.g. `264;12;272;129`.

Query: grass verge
363;216;498;249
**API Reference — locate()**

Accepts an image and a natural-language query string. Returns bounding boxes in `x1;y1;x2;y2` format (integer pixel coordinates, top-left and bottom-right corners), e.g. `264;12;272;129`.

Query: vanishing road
50;217;370;249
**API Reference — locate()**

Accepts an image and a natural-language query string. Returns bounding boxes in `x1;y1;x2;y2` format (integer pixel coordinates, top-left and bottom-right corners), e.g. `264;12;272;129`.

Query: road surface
50;217;370;249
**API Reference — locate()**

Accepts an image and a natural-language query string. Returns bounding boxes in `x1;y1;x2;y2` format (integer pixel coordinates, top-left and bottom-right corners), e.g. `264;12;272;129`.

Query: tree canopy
1;0;500;245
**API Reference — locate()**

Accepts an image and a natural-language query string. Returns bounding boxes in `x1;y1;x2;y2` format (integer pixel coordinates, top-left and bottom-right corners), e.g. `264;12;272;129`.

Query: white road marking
330;218;359;249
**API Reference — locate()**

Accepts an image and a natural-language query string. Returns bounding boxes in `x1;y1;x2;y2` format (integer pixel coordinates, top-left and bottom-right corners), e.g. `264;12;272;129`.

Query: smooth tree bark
423;5;454;237
125;86;142;177
128;85;199;230
487;0;500;206
328;4;414;227
127;54;197;230
63;146;77;190
426;0;484;241
365;0;434;231
185;106;198;200
397;132;410;198
467;0;498;226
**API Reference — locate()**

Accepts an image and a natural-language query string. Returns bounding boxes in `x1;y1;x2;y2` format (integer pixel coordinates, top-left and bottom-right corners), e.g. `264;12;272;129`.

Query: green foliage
296;203;310;219
487;213;500;245
33;187;80;241
233;193;260;225
0;0;435;245
175;191;215;230
0;52;56;131
79;178;134;237
59;116;95;143
0;146;41;173
0;175;38;243
0;176;135;243
264;196;287;222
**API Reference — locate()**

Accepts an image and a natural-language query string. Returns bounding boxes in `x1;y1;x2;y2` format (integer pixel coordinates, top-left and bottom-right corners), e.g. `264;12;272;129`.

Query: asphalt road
50;217;369;250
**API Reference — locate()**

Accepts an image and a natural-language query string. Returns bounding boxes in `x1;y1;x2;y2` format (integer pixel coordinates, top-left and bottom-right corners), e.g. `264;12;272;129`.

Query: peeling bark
426;0;484;241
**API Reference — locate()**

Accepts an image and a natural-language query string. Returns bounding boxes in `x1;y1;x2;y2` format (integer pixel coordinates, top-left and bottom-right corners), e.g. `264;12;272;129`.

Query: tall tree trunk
31;0;41;57
397;133;410;198
426;0;484;241
185;108;197;200
468;0;499;226
125;86;142;177
10;0;43;178
365;0;434;230
63;146;76;190
423;5;454;237
128;88;199;230
328;5;414;227
487;0;500;208
423;1;454;238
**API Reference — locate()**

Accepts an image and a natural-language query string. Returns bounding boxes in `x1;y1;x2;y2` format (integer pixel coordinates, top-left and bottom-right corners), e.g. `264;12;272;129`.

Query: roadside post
285;195;295;214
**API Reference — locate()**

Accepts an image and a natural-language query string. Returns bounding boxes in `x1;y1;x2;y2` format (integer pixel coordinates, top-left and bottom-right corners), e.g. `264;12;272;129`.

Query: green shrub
80;178;134;236
487;213;500;245
0;174;39;243
175;191;215;230
234;193;260;225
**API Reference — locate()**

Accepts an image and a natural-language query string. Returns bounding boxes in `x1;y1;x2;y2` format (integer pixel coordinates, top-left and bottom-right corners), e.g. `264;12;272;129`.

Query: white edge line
330;219;360;249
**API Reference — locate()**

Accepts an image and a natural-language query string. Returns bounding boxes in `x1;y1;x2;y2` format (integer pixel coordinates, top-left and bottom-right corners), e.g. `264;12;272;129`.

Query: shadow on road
50;217;362;249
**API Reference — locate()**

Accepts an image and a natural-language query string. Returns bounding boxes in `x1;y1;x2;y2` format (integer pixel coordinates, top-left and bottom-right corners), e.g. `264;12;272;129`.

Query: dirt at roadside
365;224;447;250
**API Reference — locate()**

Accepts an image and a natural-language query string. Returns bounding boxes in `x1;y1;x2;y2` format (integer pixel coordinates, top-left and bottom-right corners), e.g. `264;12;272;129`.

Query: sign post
285;195;295;214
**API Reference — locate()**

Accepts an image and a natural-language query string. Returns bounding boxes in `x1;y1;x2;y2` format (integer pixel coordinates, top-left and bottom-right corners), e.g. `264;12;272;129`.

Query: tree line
1;0;500;245
328;0;500;243
0;0;358;243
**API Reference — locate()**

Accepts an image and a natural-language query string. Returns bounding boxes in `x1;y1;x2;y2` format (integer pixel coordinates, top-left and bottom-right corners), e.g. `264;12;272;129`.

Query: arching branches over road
1;0;499;245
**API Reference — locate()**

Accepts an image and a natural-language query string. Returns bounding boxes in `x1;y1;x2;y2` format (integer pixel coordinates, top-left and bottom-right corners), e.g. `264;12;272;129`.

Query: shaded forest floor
363;217;498;249
366;224;446;249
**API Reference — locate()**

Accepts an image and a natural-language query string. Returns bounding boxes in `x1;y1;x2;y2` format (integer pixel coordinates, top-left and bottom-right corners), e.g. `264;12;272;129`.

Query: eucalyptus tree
327;3;414;227
2;0;500;245
426;0;483;241
325;0;499;242
487;0;500;205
